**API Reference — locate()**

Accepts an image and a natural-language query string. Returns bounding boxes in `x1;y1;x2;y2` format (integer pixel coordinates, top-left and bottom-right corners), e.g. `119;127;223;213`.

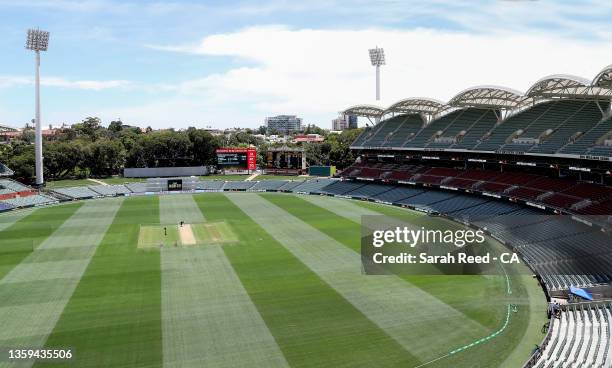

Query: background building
332;115;357;131
265;115;302;134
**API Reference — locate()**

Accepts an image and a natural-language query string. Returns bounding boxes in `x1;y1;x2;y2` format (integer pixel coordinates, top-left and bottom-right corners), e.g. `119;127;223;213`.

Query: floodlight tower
26;28;50;187
368;47;385;101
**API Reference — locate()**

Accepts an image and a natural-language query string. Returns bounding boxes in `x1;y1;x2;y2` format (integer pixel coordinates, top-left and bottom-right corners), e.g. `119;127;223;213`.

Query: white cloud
134;26;612;128
0;75;131;90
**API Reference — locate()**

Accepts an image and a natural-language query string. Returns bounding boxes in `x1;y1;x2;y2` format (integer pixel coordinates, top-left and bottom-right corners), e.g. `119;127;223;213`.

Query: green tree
187;128;221;166
73;117;103;141
43;141;85;178
84;139;126;176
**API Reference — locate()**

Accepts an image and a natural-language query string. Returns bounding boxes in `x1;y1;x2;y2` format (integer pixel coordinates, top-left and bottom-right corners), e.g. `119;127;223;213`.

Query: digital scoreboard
216;148;257;171
167;179;183;191
265;146;306;175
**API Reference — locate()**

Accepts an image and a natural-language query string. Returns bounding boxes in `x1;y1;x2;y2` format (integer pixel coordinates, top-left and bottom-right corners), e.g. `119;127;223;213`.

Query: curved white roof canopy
383;97;448;115
341;104;384;118
448;85;530;109
592;64;612;88
526;74;612;99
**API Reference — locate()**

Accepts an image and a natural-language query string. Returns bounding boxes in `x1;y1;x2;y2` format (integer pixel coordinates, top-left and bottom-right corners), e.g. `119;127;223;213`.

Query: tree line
0;117;361;183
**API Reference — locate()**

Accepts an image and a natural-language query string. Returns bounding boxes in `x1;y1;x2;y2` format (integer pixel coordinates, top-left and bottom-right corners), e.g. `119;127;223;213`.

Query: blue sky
1;0;612;129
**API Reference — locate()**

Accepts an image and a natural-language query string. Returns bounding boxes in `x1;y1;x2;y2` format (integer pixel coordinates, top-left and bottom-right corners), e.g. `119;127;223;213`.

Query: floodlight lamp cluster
26;28;50;52
369;47;385;66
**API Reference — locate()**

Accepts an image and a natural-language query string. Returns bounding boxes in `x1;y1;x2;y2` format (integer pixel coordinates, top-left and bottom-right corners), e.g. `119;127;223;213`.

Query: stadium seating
533;303;612;368
0;162;14;176
52;186;100;199
429;195;489;213
406;109;464;148
452;110;498;149
473;101;557;151
355;97;611;158
0;179;30;192
396;190;457;210
427;109;495;149
277;181;307;191
1;194;57;208
197;181;225;191
0;202;14;211
529;101;605;154
383;114;425;147
125;182;148;193
248;180;290;191
0;188;15;195
222;181;256;191
560;115;612;155
371;186;424;203
89;185;131;196
290;179;337;193
501;100;586;152
340;183;393;198
319;180;367;195
450;200;520;219
362;115;406;147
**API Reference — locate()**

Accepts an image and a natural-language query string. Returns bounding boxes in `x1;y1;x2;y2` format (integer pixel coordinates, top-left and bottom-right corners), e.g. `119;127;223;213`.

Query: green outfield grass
0;193;546;368
261;193;547;367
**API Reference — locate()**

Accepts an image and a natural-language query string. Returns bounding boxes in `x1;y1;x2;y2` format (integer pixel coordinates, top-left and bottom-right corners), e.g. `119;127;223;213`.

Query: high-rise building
265;115;302;134
332;116;347;131
332;115;358;131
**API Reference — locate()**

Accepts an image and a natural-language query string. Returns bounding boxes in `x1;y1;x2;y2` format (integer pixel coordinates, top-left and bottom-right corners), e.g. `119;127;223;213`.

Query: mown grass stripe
270;194;505;330
0;208;33;232
0;199;121;368
242;193;490;362
199;193;420;367
160;195;288;367
283;195;548;368
300;195;383;223
0;203;82;282
159;194;205;225
35;196;162;368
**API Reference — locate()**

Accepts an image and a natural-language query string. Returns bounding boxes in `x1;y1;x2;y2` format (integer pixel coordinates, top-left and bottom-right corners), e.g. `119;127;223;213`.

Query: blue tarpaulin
569;286;593;301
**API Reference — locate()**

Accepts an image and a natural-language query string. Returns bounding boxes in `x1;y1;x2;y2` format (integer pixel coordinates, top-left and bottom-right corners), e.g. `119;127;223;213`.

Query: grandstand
349;70;612;159
0;162;14;176
532;302;612;368
222;181;256;191
89;184;131;196
342;65;612;368
0;178;30;192
51;186;101;199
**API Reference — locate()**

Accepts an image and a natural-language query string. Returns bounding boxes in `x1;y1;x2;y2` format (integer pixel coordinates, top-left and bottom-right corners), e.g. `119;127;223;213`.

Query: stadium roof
343;65;612;123
526;74;612;99
341;104;384;118
592;64;612;87
383;97;447;115
448;85;530;109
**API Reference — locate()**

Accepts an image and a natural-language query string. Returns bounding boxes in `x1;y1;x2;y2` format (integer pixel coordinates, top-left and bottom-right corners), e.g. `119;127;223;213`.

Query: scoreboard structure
265;146;306;175
216;147;257;173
